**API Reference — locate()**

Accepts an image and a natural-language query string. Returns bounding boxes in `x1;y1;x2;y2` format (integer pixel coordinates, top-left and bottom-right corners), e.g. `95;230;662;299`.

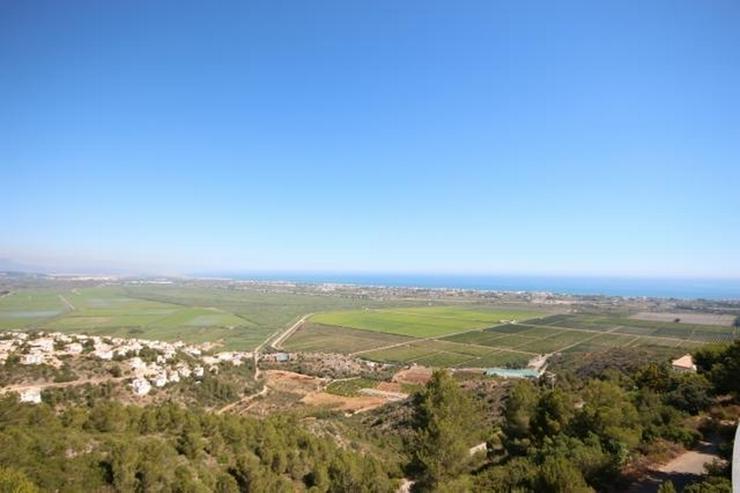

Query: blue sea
212;273;740;301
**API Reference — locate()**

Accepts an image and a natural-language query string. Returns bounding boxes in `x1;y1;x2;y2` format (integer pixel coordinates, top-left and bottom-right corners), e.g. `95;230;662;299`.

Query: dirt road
218;314;311;414
0;376;127;395
270;313;312;350
627;438;722;492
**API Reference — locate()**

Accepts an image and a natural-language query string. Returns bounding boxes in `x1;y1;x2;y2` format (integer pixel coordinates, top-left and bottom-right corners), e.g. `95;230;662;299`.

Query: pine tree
414;370;481;490
657;480;677;493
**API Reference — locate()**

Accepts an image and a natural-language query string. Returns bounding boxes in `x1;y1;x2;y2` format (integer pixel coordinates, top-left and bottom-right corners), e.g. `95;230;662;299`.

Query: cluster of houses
0;331;256;402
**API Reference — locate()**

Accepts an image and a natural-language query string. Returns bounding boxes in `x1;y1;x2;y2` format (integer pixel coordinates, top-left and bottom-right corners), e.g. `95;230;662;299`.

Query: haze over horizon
3;1;740;279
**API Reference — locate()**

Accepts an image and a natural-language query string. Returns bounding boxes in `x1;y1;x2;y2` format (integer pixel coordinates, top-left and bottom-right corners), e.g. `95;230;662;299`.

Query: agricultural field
310;306;545;338
286;306;547;368
0;290;71;329
3;282;736;369
286;308;738;369
0;284;398;350
282;323;414;354
630;311;737;326
525;313;737;344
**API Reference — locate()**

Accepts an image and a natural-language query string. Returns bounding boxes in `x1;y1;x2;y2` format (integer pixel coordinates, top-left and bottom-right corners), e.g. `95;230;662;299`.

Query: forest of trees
0;340;738;492
406;341;739;492
0;398;399;492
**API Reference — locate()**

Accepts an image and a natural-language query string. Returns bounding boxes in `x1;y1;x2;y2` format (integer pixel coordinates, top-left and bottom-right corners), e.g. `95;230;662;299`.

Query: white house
177;365;192;378
671;354;697;373
131;378;152;396
30;337;54;352
21;352;44;365
128;357;146;371
94;349;114;360
19;388;42;404
66;342;83;354
153;373;168;387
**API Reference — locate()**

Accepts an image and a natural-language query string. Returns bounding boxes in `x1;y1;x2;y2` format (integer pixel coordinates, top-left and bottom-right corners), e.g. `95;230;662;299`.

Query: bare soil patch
263;369;326;394
393;365;433;385
376;381;403;393
300;391;387;413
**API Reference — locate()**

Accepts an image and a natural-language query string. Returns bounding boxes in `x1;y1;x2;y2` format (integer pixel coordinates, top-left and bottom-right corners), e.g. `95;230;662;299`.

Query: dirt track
0;376;127;395
627;438;722;492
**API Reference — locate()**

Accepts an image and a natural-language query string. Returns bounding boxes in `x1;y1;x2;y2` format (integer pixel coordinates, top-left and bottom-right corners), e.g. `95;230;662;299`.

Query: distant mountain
0;257;50;274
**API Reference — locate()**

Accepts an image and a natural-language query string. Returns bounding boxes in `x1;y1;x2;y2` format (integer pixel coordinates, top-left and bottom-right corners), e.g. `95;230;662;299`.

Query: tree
635;363;672;393
473;456;537;492
658;480;677;493
532;388;573;441
0;467;38;493
574;380;642;457
214;473;239;493
110;441;139;492
683;476;732;493
666;372;712;414
705;341;740;396
694;344;729;374
502;380;538;455
536;456;593;493
413;370;481;490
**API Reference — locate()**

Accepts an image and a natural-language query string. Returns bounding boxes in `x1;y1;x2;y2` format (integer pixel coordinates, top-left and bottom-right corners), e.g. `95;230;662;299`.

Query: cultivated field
3;284;736;369
0;290;70;329
630;311;737;327
285;308;738;368
0;285;399;350
311;306;545;338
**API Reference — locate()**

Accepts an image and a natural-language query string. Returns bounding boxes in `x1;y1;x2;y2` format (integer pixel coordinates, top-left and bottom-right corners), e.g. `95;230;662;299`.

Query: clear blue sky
2;1;739;277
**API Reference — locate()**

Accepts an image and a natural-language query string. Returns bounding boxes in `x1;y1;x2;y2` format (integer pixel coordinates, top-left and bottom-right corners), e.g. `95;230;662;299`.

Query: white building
21;352;44;365
19;388;42;404
153;373;168;387
193;366;205;378
30;338;54;352
201;356;219;368
184;346;202;357
66;342;83;354
128;357;146;371
94;349;114;360
671;354;697;373
216;352;234;362
131;378;152;396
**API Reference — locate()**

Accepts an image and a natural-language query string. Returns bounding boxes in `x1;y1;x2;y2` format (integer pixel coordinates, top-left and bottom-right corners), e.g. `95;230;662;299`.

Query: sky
2;1;739;277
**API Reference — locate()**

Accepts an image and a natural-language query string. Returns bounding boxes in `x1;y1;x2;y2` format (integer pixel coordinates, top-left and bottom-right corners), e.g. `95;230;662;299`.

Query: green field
311;306;545;338
0;285;402;350
282;323;413;353
3;285;735;368
285;308;737;368
0;290;70;328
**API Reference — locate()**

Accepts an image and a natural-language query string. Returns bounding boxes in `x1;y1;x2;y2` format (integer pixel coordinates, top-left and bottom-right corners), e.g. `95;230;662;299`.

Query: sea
213;273;740;301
